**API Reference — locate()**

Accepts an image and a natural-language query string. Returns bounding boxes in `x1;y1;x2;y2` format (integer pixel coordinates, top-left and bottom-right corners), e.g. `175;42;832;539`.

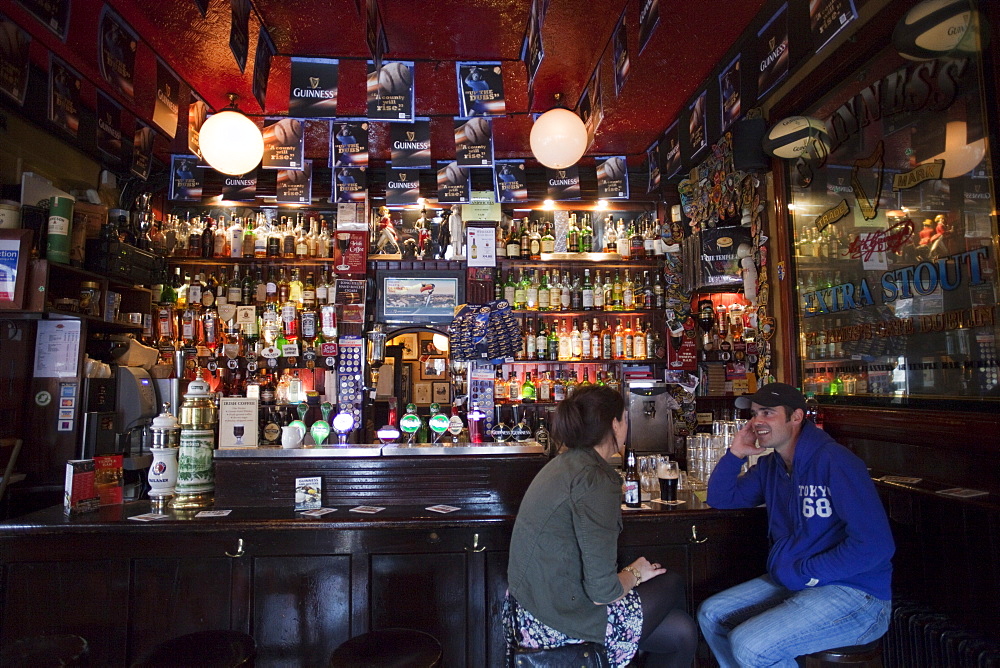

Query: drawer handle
427;532;441;544
689;525;708;544
466;533;486;553
226;538;245;558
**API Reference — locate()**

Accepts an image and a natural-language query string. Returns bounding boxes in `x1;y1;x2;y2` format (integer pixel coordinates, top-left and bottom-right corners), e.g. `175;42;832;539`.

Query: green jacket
507;445;625;643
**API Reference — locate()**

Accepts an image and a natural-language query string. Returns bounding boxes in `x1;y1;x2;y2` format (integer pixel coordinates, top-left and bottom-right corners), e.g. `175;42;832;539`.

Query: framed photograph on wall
432;382;450;404
413;382;432;405
375;269;465;324
391;332;419;360
420;357;448;380
400;363;412;404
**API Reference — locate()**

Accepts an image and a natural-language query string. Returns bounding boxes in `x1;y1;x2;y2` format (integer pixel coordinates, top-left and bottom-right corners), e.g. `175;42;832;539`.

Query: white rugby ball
379;62;412;95
892;0;977;61
762;116;829;160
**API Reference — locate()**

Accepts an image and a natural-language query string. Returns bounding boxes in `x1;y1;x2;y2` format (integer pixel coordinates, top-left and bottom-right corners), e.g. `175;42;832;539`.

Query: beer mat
195;510;233;517
425;505;461;514
651;499;687;506
129;513;171;521
299;508;338;518
621;503;653;510
936;488;988;499
349;505;386;514
879;475;922;484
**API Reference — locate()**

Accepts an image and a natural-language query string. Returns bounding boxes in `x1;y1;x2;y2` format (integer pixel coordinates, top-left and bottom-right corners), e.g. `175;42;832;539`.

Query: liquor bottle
570;319;582;359
535;320;548;361
302;272;317;310
580;367;592;387
557;321;571;361
289;268;304;308
616;218;630;258
579;214;594;252
295;219;309;259
535;415;552;456
259;266;272;306
629;222;644;258
600;320;613;359
624;446;641;508
602;272;614;312
200;217;215;258
528;223;542;260
653;272;665;309
552;371;566;402
633;320;646;359
521;372;536;403
495;224;507;258
277;268;291;304
318;220;332;259
282;219;296;259
541;223;555;254
581;319;592;359
525;270;539;311
252;216;267;259
604;216;617;253
582;269;594;311
507;370;522;402
503;270;517;305
624;320;635;359
611;271;624;310
214;216;229;257
267;220;282;258
188;273;204;309
642;271;655;310
622;271;634;310
566;214;579;252
494;368;509;404
227;265;243;306
547;322;559;361
506;224;521;259
514;270;527;310
548;272;562;312
613;321;626;359
537;372;552;402
538;271;550;311
560;271;572;311
523;319;536;360
592;270;605;310
564;370;578;397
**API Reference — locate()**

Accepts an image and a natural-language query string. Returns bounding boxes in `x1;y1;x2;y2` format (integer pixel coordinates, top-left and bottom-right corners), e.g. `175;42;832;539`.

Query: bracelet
623;565;641;586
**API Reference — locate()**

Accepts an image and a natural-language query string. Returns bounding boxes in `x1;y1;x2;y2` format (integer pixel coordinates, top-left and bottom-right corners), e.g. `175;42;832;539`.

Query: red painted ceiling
9;0;768;166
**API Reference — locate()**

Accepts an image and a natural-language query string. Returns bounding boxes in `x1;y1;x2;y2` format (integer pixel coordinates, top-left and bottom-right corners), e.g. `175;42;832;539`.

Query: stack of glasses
685;419;754;489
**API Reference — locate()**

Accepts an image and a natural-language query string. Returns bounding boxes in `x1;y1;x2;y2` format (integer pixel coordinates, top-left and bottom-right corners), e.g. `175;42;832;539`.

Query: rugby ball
463;117;490;145
603;156;626;180
892;0;977;61
379;62;413;96
762;116;829;160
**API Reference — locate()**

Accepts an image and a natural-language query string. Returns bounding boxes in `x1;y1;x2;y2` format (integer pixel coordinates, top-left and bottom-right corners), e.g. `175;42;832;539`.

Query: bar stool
801;639;883;667
132;630;255;668
329;628;442;668
0;633;88;667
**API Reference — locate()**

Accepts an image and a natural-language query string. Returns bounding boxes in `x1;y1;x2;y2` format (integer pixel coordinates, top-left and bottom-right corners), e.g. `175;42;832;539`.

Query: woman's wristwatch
623;565;642;586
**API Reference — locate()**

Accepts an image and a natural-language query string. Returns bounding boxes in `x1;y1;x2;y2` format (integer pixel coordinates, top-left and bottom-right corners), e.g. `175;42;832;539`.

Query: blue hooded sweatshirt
707;421;893;600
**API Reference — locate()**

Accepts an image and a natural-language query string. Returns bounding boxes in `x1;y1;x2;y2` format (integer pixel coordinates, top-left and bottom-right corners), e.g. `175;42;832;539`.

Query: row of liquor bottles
154;212;342;260
493;366;623;404
157;264;343;311
498;267;666;312
514;317;664;361
794;223;847;260
497;214;666;259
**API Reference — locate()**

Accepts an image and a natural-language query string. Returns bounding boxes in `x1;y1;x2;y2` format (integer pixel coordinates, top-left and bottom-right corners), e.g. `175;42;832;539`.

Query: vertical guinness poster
385;168;421;207
688;90;707;158
0;13;31;105
367;60;414;122
811;0;857;52
546;166;581;201
170;155;204;201
757;4;789;99
153;60;180;139
456;62;505;117
437;161;470;204
276;160;313;204
290;57;339;117
596;156;629;199
496;161;527;203
646;140;661;194
98;6;137;100
262;118;304;170
96;91;124;162
17;0;70;39
661;120;681;180
582;64;604;146
188;94;208;161
131;122;153;180
719;54;741;130
332;120;369;167
613;15;629;97
638;0;660;55
454;117;494;167
522;0;545;93
48;54;81;137
222;171;257;201
229;0;250;73
334;167;367;203
390;120;431;168
252;25;275;111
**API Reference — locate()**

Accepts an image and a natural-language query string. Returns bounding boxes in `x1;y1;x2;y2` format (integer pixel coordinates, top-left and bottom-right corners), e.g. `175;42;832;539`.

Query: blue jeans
697;575;891;668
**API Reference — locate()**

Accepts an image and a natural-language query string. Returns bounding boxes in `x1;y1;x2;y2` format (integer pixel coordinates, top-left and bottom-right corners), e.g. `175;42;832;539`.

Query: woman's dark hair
551;385;625;450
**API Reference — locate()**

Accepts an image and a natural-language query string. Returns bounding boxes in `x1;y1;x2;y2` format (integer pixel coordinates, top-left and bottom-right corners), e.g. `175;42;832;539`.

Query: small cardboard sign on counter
295;477;322;510
219;397;259;448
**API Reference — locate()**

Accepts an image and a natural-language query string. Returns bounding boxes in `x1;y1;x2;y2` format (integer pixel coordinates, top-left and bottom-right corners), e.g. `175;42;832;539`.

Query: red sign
334;229;368;276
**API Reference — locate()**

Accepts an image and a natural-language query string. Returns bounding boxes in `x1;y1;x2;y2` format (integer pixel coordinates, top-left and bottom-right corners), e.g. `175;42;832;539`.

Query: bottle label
624;480;640;505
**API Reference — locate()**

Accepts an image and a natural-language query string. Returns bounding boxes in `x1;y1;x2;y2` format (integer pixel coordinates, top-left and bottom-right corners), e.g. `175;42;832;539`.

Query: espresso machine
626;381;680;457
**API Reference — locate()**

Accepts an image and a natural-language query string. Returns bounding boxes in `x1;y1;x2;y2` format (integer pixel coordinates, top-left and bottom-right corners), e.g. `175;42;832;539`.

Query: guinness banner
262;118;304;170
221;170;257;201
757;3;789;99
386;168;420;207
688;89;707;158
96;91;124;163
229;0;250;73
334;167;367;203
170;154;204;201
0;13;31;105
17;0;69;39
455;117;493;166
130;122;153;180
367;60;414;122
582;64;604;146
638;0;659;54
456;62;505;117
48;54;81;137
719;54;741;130
390;120;431;168
252;25;275;111
646;140;660;194
277;160;312;204
98;6;137;100
290;57;339;117
613;15;629;96
332;120;369;167
661;120;681;180
188;94;208;161
437;161;470;204
596;156;629;199
496;161;527;203
811;0;856;52
522;0;545;92
153;60;180;139
546;165;581;201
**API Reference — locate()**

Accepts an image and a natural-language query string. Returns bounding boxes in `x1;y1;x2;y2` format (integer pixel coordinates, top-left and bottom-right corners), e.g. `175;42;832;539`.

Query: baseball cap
734;382;807;412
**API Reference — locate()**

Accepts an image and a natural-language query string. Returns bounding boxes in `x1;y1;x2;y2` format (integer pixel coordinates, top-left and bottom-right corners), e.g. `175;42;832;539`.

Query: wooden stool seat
802;638;882;666
0;633;89;667
330;628;442;668
132;630;255;668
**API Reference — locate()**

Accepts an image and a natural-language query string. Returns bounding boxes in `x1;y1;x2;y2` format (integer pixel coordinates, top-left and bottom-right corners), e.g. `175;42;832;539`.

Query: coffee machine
79;365;158;458
626;381;680;456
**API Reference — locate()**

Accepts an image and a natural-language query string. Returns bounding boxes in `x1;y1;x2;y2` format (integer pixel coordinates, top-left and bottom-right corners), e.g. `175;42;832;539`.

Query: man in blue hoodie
697;383;893;667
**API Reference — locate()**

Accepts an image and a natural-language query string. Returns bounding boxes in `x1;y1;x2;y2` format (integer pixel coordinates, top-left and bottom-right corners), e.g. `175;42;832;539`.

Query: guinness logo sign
558;170;566;178
309;77;320;88
399;173;407;181
406;131;415;141
769;37;776;51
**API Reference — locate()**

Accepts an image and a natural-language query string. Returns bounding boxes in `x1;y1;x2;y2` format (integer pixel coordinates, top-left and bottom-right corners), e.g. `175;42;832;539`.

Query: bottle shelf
510;309;660;317
503;358;663;365
167;257;337;266
500;254;662;267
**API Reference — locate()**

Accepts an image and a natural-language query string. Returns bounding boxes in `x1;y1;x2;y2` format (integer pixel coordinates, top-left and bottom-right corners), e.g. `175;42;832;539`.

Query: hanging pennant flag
153;60;180;139
596;156;629;199
454;118;494;167
613;15;629;97
719;55;742;130
221;170;257;201
661;120;681;180
456;62;505;117
646;140;661;193
96;91;124;163
262;118;305;170
277;160;313;204
638;0;660;55
390;120;431;168
252;25;275;111
546;165;581;201
385;168;421;207
757;3;789;99
290;58;339;117
367;61;414;122
811;0;856;52
688;89;707;158
496;161;527;203
229;0;250;73
0;13;31;105
17;0;69;40
188;93;208;162
170;155;204;201
331;120;369;167
334;167;367;203
581;64;603;146
131;122;154;180
48;54;82;137
97;6;137;100
437;161;470;204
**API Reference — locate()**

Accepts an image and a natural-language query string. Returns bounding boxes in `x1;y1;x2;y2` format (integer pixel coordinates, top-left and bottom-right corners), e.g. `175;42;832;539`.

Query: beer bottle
624;445;641;508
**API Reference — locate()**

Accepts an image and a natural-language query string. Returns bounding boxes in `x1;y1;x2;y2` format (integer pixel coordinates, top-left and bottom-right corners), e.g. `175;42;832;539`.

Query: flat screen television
374;269;465;325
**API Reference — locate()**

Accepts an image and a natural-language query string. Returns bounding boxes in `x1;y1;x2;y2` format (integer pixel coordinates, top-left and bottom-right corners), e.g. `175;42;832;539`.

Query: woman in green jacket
506;385;697;667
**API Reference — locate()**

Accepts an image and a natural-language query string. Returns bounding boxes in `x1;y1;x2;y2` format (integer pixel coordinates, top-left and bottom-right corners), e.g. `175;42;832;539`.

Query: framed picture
0;229;32;310
413;382;432;405
400;363;412;404
420;357;448;380
419;337;442;355
391;332;419;360
375;269;465;324
432;382;451;404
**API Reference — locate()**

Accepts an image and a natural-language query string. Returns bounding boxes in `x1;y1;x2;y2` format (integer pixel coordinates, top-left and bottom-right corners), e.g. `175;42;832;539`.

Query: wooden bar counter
0;450;767;667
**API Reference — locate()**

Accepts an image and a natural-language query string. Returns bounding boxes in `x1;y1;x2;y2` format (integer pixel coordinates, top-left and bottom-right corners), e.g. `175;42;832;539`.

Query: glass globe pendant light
199;93;265;176
529;95;588;169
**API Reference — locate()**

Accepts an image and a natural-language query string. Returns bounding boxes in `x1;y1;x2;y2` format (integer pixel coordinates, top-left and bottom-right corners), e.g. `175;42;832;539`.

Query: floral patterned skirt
503;591;643;668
